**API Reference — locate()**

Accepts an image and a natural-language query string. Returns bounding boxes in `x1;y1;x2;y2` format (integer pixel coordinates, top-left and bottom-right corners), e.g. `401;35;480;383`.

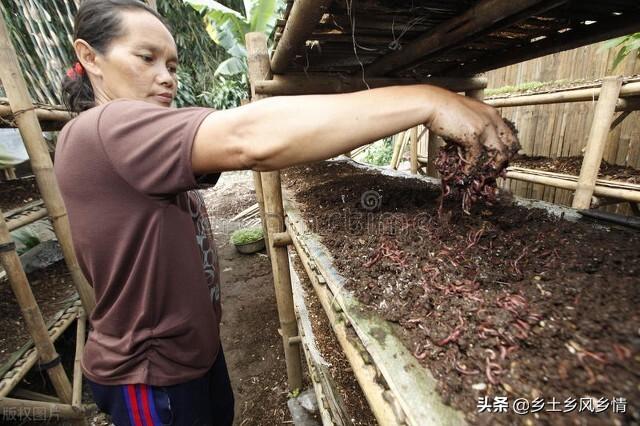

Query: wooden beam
0;15;95;315
453;14;640;76
573;76;623;209
246;32;303;391
254;74;487;96
364;0;557;77
271;0;333;74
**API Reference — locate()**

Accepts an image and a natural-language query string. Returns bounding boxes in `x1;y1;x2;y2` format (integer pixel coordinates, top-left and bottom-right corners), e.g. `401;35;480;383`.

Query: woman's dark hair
62;0;169;113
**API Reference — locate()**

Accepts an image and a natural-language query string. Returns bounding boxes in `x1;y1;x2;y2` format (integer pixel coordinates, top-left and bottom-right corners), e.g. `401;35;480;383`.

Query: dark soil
0;260;76;369
282;160;640;426
512;156;640;184
291;254;377;425
0;176;40;212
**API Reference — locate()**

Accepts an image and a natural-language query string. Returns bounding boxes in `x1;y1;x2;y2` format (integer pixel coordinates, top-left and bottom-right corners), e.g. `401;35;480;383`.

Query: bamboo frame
246;32;303;391
253;75;488;96
410;127;418;174
0;15;95;314
0;102;72;125
289;265;350;425
72;310;86;408
426;131;441;177
364;0;553;76
0;301;80;398
505;171;640;203
0;209;79;420
287;220;404;425
572;76;623;209
270;0;333;74
486;81;640;108
5;201;48;232
0;397;86;420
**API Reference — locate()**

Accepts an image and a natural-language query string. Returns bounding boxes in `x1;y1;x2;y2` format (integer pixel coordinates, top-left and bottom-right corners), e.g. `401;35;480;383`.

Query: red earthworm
436;314;465;346
485;358;503;385
455;361;480;375
612;343;632;361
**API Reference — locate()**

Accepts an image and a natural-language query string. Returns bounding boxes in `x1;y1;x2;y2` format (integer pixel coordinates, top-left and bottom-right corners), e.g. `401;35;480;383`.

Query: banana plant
184;0;282;77
601;32;640;71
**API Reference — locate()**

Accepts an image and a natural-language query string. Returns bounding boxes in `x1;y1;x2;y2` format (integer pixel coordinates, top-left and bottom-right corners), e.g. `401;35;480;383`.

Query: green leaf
183;0;244;19
215;56;247;76
248;0;277;33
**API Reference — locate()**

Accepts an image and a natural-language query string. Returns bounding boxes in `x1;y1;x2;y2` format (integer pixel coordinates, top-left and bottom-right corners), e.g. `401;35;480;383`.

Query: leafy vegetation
183;0;285;108
359;138;395;166
230;227;264;245
601;33;640;71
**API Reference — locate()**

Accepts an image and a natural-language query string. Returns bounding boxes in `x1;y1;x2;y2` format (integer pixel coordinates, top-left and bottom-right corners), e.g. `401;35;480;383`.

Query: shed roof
271;0;640;79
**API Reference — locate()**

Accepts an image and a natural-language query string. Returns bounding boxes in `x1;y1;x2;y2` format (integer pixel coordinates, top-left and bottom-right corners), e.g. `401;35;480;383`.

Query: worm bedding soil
282;161;639;426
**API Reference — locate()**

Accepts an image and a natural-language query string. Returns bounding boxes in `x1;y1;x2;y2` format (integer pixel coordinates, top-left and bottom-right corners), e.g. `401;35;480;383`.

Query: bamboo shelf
3;199;48;231
0;299;81;398
284;193;466;426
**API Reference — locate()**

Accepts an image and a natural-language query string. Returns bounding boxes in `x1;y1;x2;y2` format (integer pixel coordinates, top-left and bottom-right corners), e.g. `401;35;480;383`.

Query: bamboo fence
483;42;640;211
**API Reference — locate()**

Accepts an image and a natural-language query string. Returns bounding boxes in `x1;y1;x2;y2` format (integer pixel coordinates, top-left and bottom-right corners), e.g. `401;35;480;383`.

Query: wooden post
0;211;76;416
246;32;303;390
72;310;86;408
0;15;95;314
240;99;271;256
426;131;442;177
573;76;623;209
410;127;418;174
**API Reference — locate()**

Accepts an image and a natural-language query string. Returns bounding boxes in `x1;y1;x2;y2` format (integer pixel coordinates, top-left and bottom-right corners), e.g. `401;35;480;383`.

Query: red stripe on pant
126;384;144;426
139;384;155;426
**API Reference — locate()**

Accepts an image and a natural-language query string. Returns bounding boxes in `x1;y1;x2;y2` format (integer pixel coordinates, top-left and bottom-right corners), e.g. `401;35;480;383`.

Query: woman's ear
73;39;102;78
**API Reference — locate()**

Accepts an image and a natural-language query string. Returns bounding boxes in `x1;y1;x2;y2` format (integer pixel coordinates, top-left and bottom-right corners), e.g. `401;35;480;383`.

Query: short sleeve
97;100;213;198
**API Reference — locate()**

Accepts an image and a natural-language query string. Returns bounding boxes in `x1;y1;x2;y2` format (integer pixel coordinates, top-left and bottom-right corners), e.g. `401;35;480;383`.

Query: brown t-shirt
54;99;221;386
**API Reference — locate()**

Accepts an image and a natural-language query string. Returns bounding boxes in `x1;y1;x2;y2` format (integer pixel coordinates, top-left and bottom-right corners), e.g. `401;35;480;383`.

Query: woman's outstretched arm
191;84;516;173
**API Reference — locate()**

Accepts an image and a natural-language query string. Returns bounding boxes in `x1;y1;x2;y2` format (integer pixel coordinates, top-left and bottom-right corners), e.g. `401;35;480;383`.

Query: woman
55;1;516;425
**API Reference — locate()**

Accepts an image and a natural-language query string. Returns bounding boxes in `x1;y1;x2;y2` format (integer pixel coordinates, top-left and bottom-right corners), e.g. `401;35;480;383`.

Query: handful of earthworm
435;119;520;214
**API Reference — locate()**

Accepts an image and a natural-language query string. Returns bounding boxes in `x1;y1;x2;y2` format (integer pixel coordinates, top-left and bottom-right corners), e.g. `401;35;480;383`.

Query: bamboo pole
410;127;418;174
0;15;95;314
389;131;406;169
7;208;48;232
254;75;488;96
246;32;302;391
0;397;84;420
486;81;640;108
0;102;72;123
364;0;552;76
426;131;441;177
573;76;623;209
72;310;86;408
0;211;76;413
505;171;640;203
270;0;333;74
288;221;403;425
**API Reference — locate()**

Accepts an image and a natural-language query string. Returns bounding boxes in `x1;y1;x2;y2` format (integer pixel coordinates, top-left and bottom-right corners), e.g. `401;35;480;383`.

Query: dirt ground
201;171;293;425
283;160;640;426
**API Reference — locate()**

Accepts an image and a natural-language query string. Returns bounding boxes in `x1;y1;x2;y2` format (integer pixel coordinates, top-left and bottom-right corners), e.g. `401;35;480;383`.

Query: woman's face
83;10;178;107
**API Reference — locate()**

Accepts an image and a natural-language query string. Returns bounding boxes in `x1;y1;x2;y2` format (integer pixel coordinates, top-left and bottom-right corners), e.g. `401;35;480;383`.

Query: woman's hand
424;89;519;173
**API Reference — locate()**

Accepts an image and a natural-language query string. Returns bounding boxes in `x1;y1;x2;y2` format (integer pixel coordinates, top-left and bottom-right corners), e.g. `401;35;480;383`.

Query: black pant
88;348;234;426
